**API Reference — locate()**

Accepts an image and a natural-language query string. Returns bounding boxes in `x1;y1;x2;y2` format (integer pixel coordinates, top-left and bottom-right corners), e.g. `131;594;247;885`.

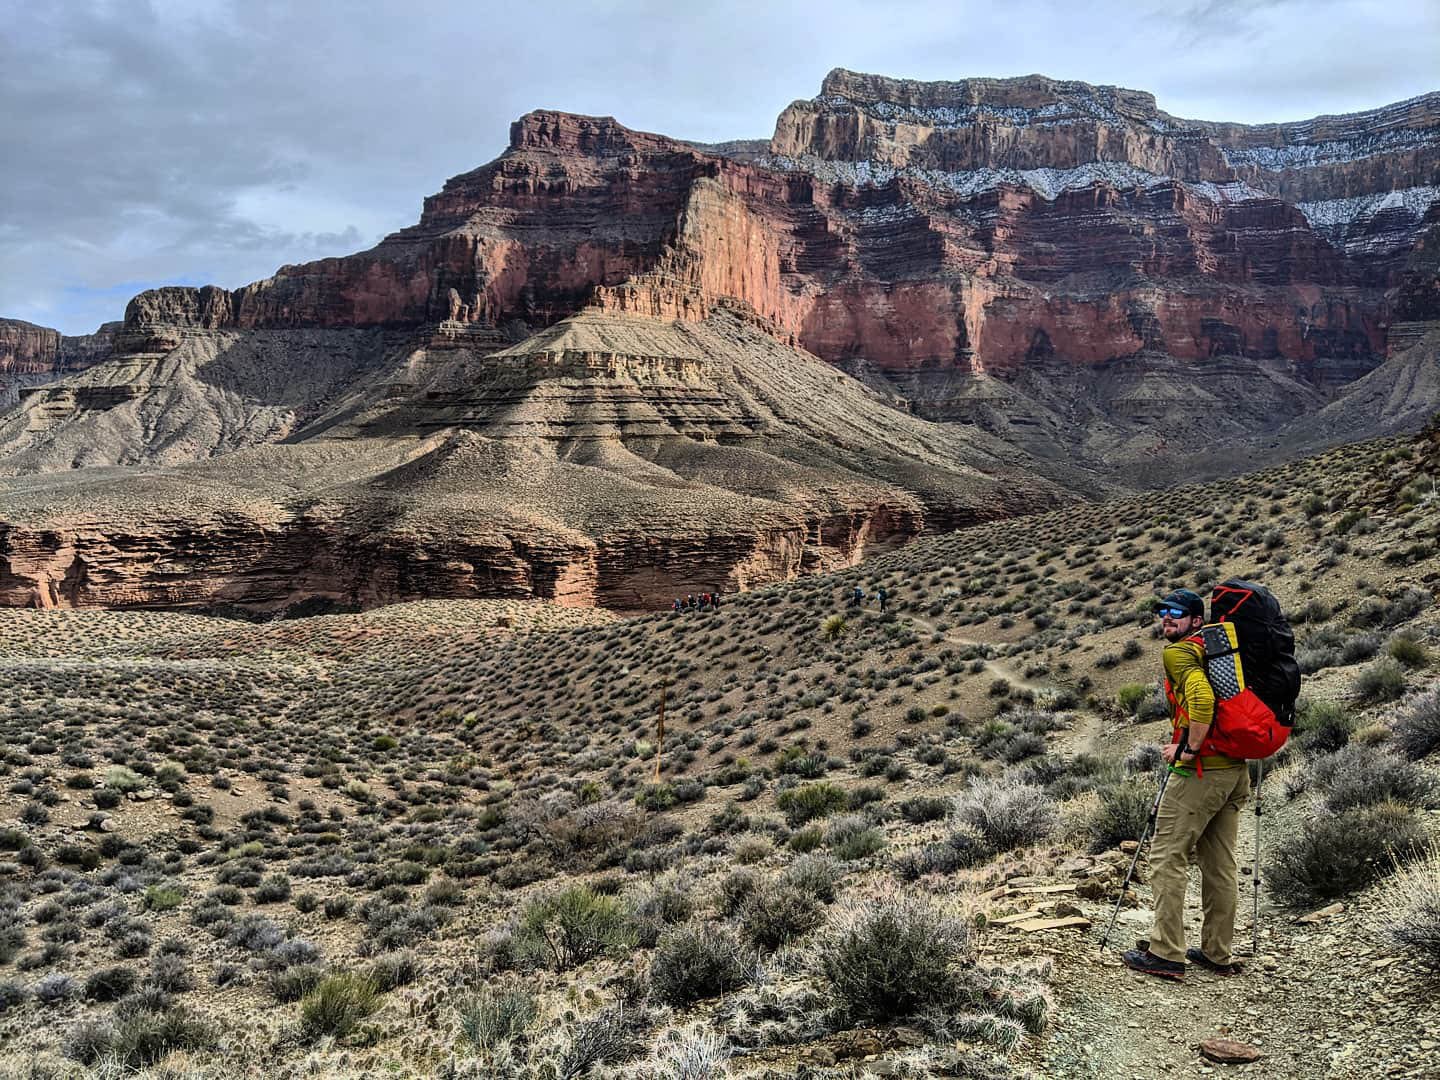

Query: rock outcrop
0;310;1074;612
0;319;117;407
4;69;1440;611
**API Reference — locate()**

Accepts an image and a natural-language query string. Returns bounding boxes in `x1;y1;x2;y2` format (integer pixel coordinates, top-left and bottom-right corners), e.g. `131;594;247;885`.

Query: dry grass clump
1371;845;1440;969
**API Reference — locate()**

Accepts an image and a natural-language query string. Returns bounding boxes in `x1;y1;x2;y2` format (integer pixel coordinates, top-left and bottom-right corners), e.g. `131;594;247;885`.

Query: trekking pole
1252;757;1265;958
1098;753;1180;957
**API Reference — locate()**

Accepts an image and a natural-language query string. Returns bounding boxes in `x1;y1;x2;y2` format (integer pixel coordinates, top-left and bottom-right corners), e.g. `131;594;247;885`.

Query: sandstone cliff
4;70;1440;612
0;310;1072;612
0;319;117;407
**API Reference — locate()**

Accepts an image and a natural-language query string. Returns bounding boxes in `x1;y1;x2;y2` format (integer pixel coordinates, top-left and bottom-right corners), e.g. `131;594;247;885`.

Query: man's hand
1161;743;1179;764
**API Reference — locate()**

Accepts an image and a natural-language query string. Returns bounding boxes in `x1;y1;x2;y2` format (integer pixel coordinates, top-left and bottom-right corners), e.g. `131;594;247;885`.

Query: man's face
1158;605;1200;641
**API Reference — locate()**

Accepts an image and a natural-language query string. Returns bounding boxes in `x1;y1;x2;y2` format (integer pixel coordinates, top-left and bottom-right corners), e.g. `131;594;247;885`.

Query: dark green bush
819;894;973;1022
1293;699;1354;753
740;880;822;950
518;885;633;969
648;922;748;1006
1086;778;1154;853
299;972;380;1041
1355;659;1408;704
1269;803;1427;906
775;782;849;826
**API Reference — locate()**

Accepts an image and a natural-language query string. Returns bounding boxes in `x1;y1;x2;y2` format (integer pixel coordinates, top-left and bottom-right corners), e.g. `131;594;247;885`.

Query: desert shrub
367;949;420;991
0;921;24;965
824;815;885;862
1339;633;1382;666
1372;846;1440;969
324;895;353;919
1111;685;1146;720
731;836;772;865
953;777;1057;852
1269;803;1427;906
0;981;26;1014
786;826;823;853
459;984;539;1051
892;824;992;881
775;782;849;826
1293;699;1354;753
1355;659;1407;704
645;1025;732;1080
299;971;380;1041
818;893;973;1023
545;1004;641;1076
1388;634;1430;669
974;721;1046;763
143;884;184;912
64;1004;209;1067
899;796;950;824
1392;684;1440;760
739;880;822;951
253;874;292;903
146;954;194;993
1086;777;1155;853
648;922;748;1006
782;854;843;903
1122;743;1164;775
84;965;137;1002
268;963;326;1003
518;885;634;969
1304;744;1433;812
34;973;78;1005
628;875;695;947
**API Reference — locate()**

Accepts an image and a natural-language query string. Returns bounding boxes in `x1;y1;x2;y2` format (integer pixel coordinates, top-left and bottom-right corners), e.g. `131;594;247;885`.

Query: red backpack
1166;580;1299;762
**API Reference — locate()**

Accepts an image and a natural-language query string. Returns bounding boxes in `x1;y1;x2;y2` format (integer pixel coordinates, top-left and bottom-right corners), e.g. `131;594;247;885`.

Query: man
1123;588;1251;981
877;586;888;613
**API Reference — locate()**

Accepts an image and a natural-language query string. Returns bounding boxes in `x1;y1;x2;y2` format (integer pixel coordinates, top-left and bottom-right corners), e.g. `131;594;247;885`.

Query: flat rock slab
1296;902;1345;924
1199;1037;1263;1064
1013;916;1092;932
1012;883;1077;895
990;909;1048;926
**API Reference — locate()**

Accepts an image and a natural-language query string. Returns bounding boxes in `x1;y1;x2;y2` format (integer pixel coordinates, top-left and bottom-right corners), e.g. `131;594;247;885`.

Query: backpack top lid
1210;579;1279;624
1208;578;1301;720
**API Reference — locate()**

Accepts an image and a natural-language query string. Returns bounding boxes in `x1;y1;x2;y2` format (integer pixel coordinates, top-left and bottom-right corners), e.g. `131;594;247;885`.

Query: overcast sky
4;0;1437;335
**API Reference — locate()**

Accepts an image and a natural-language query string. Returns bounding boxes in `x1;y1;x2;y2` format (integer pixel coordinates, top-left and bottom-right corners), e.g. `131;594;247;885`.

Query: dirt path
1015;793;1440;1080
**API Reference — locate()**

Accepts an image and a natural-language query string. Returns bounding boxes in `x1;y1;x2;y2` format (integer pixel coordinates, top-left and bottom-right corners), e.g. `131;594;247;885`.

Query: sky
3;0;1437;335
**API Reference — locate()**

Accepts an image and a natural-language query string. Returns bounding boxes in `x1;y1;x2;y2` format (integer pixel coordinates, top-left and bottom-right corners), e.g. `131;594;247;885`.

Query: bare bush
952;777;1057;852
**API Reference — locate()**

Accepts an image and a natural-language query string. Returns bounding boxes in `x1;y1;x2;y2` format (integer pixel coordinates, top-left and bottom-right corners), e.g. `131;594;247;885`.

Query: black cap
1158;588;1205;618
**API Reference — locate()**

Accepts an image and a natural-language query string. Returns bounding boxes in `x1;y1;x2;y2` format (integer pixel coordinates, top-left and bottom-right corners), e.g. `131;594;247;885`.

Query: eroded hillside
0;420;1436;1077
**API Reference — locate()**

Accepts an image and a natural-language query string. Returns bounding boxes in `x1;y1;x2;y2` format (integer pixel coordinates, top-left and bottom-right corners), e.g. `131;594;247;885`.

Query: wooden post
654;684;667;784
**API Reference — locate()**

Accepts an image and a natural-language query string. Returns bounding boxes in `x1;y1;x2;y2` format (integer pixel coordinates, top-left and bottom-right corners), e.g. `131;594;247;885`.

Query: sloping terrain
0;416;1436;1077
0;309;1074;612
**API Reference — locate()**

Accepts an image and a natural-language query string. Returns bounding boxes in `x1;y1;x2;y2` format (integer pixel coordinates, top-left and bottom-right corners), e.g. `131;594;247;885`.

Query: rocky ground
0;423;1437;1077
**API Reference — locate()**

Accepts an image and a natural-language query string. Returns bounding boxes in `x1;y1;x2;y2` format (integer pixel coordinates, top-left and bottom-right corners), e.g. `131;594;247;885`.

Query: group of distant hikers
849;585;889;612
671;591;722;613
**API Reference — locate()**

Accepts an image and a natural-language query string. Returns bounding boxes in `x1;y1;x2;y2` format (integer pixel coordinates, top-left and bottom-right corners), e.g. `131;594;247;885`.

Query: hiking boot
1122;948;1185;981
1186;947;1244;976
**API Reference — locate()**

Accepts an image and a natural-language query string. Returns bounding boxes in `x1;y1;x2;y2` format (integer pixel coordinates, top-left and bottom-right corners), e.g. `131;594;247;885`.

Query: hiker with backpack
1121;582;1299;981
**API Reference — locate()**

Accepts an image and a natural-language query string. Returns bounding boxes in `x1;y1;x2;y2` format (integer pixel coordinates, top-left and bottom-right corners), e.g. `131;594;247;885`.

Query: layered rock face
0;311;1069;612
0;319;117;407
102;71;1436;388
4;69;1439;612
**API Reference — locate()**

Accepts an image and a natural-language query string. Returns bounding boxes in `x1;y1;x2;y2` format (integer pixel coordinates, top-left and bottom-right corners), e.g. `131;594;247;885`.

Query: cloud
2;0;1436;334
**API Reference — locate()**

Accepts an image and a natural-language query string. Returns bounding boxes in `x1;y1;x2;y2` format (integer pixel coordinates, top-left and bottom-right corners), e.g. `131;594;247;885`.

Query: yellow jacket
1163;637;1242;769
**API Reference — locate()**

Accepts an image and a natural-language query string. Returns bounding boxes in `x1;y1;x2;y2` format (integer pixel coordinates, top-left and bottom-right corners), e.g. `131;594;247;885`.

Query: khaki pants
1147;765;1251;965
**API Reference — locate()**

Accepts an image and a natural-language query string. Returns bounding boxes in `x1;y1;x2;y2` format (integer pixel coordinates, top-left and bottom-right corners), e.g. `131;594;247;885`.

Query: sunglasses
1157;606;1192;619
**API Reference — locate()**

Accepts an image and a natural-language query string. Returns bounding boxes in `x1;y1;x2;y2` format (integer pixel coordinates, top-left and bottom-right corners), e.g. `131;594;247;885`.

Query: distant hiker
700;592;711;611
1123;588;1249;981
672;598;682;613
687;594;697;611
712;588;722;610
877;586;888;613
851;586;864;607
